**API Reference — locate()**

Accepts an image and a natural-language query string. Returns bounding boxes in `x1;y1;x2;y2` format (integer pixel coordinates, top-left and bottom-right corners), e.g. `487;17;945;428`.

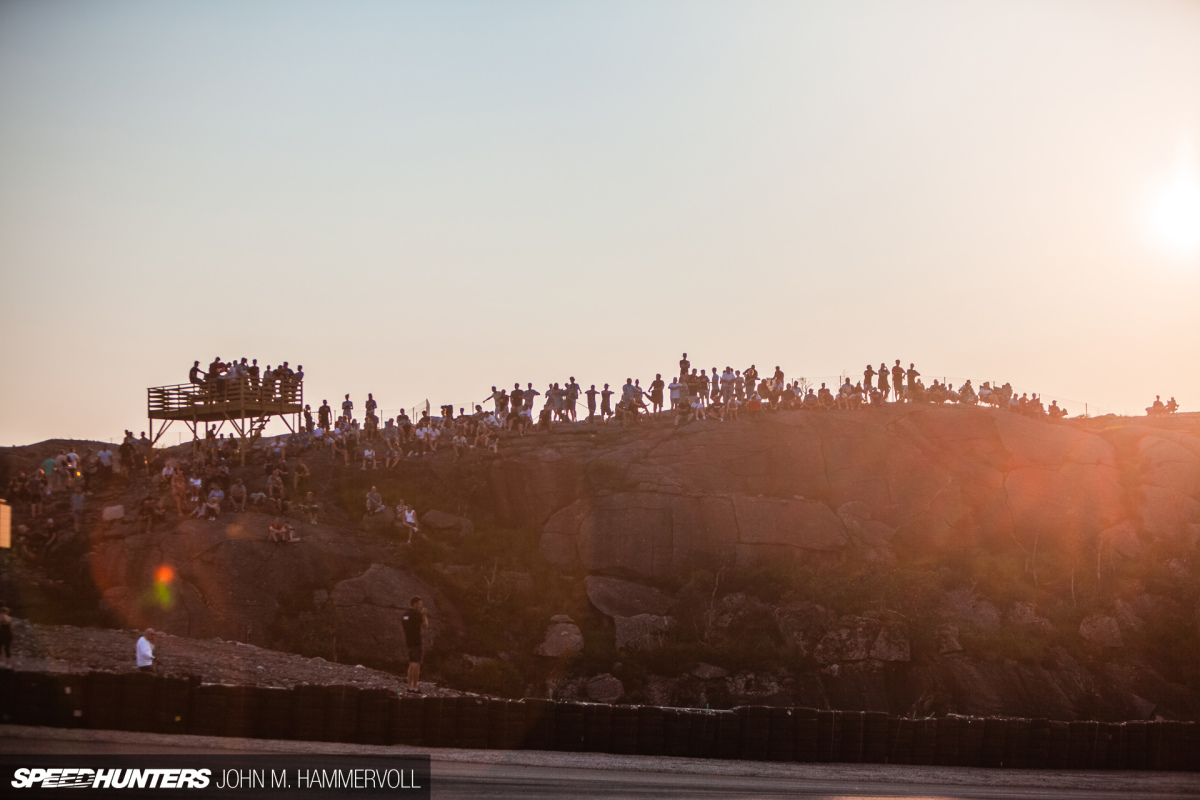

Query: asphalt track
3;725;1198;799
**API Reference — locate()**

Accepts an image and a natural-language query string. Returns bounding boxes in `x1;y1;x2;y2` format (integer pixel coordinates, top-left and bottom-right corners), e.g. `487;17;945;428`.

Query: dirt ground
2;618;464;696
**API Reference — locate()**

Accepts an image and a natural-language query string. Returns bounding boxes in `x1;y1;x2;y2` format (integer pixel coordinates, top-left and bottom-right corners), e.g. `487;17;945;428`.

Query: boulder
868;622;911;662
421;509;475;537
937;624;963;655
535;620;583;658
1079;614;1124;648
362;506;396;534
691;663;729;680
584;575;673;618
331;564;442;670
614;614;672;651
814;617;880;664
586;673;625;704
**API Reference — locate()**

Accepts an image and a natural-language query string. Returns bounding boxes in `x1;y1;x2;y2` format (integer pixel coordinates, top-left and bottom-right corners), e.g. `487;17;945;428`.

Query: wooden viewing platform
147;380;303;457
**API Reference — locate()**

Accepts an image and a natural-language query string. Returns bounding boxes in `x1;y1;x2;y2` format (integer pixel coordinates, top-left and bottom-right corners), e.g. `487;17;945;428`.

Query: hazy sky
2;0;1199;446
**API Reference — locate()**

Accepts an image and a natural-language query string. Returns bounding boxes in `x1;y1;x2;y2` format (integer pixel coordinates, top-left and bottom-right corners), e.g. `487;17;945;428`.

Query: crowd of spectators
188;357;303;403
0;353;1183;561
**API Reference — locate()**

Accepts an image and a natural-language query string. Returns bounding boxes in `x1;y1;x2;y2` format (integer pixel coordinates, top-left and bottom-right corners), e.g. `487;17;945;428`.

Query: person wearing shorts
401;597;428;693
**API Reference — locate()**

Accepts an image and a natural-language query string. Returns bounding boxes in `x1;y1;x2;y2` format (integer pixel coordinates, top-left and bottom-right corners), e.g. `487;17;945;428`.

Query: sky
1;0;1199;446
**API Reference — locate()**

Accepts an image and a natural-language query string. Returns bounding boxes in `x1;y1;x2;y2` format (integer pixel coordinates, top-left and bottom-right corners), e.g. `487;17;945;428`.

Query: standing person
585;384;599;422
318;400;333;430
679;352;690;379
891;360;906;402
510;384;525;417
96;445;113;487
365;393;378;420
303;405;314;434
668;376;682;411
248;359;260;390
0;606;11;662
906;363;921;398
401;597;429;694
523;383;540;416
877;363;890;401
600;384;614;421
745;365;758;396
342;394;354;421
136;629;157;672
565;378;582;422
649;374;665;417
863;364;876;393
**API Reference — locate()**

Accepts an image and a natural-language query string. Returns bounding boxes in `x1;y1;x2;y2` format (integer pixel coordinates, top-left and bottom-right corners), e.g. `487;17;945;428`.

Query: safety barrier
0;671;1196;770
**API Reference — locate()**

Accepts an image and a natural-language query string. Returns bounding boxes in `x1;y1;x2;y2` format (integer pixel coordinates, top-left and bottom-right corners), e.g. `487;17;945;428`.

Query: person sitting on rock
292;460;310;491
366;486;385;515
399;502;419;544
817;383;835;410
229;478;247;512
137;496;158;533
1048;400;1067;419
201;484;223;521
1166;397;1179;414
959;380;977;405
266;469;286;512
269;516;299;543
1148;395;1166;416
361;445;377;470
835;379;854;411
300;491;320;524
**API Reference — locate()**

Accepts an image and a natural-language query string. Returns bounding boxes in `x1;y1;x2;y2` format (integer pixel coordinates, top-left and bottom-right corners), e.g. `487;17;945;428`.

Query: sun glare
1147;144;1200;261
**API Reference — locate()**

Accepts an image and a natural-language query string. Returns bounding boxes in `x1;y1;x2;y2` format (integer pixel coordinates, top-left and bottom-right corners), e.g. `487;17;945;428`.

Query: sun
1147;144;1200;260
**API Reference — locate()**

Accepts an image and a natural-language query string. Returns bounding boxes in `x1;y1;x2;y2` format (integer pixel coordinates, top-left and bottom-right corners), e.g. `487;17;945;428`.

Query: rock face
814;616;910;664
614;614;672;651
420;510;475;537
87;513;438;655
330;564;442;669
941;590;1001;631
516;406;1200;581
774;601;836;658
1080;614;1124;648
584;575;673;618
535;618;584;657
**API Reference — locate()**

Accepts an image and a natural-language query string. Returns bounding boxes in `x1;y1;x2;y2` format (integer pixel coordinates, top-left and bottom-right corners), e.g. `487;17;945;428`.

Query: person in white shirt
668;378;682;410
136;629;157;672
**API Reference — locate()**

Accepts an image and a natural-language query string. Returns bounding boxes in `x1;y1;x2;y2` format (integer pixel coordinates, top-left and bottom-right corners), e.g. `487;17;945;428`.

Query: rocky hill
2;406;1198;722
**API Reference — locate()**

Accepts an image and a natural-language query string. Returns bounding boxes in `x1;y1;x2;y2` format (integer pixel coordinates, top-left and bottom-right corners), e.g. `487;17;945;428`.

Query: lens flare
153;564;175;609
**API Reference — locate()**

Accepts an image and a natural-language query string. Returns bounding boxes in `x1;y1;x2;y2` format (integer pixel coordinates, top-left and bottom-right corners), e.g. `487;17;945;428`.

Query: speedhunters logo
12;768;211;789
0;756;431;798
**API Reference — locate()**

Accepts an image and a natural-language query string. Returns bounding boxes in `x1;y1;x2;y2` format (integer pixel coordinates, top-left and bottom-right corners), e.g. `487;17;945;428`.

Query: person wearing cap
136;629;157;672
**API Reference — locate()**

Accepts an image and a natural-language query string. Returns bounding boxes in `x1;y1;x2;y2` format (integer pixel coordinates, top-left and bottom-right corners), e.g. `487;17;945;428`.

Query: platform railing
148;380;302;414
